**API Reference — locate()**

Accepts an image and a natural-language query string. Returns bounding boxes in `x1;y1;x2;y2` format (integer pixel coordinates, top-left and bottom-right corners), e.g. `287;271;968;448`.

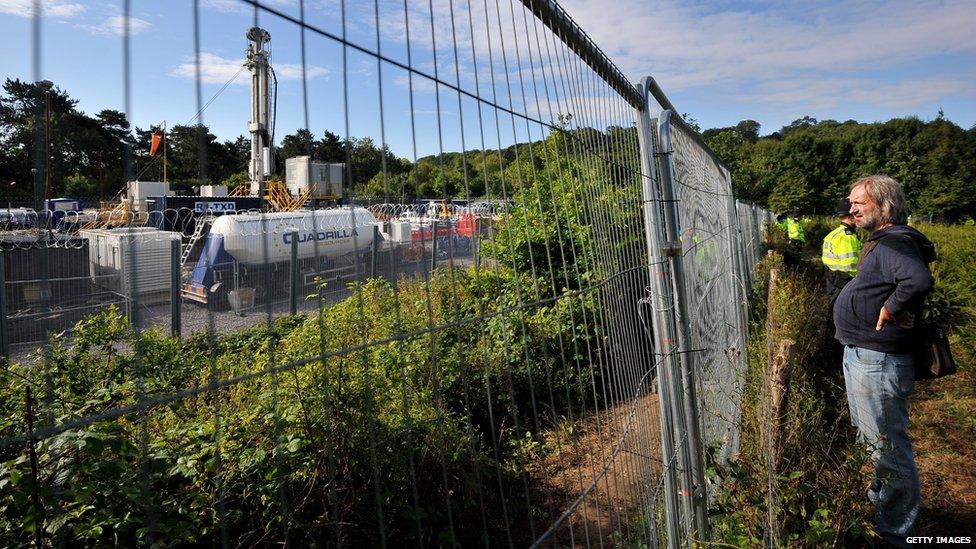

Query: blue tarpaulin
189;234;235;289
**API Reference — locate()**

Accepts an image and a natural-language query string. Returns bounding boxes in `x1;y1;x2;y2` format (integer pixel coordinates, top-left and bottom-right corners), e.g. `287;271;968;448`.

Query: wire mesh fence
1;0;775;546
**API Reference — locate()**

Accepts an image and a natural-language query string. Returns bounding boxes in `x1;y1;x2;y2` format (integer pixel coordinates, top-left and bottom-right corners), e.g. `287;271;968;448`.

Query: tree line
696;114;976;222
2;78;973;220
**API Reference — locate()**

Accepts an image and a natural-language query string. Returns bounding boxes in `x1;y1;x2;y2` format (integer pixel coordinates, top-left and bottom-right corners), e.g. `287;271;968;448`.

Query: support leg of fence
475;223;481;270
370;225;379;278
170;239;181;339
0;252;8;358
636;83;683;549
289;229;298;316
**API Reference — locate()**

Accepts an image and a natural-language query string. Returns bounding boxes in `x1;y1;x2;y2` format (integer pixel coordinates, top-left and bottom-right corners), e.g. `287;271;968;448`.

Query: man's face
849;184;879;230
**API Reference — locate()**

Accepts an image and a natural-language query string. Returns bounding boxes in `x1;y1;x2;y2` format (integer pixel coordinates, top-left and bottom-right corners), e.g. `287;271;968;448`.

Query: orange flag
149;132;163;157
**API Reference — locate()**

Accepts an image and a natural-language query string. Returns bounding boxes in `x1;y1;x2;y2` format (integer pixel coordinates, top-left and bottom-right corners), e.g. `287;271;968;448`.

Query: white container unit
200;185;229;197
209;208;378;264
82;227;182;297
285;156;344;199
127;181;174;212
389;221;412;243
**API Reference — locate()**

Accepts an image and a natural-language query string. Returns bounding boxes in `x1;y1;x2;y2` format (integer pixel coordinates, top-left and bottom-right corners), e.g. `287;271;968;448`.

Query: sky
2;0;974;160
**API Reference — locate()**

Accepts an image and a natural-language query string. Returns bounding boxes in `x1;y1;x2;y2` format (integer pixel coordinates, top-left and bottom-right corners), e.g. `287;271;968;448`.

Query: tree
278;128;316;160
159;124;239;187
0;79;135;201
781;116;818;135
734;120;761;142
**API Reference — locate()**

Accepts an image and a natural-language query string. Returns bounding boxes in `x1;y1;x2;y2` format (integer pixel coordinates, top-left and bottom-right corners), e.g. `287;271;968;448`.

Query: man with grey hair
833;175;936;546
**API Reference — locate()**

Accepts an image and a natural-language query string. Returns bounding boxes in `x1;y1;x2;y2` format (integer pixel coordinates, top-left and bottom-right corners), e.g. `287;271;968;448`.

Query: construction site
0;26;497;355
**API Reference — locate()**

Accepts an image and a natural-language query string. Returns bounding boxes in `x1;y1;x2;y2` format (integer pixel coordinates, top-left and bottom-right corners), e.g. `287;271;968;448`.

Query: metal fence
0;0;775;547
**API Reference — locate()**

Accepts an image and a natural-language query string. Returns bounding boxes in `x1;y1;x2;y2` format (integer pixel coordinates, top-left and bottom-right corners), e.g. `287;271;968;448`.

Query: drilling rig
245;27;272;200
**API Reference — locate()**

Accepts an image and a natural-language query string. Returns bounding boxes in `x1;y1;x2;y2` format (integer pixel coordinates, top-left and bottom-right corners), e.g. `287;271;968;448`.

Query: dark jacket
833;225;936;353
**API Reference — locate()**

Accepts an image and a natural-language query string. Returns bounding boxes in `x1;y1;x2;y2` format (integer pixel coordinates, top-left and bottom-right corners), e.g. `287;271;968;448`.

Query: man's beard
856;211;879;231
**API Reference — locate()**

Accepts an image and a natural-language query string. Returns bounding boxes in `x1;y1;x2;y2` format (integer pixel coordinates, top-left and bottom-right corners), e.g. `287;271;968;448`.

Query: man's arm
882;236;934;316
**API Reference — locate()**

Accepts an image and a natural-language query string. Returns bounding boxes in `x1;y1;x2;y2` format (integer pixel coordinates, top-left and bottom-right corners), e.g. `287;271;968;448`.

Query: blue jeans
843;345;920;545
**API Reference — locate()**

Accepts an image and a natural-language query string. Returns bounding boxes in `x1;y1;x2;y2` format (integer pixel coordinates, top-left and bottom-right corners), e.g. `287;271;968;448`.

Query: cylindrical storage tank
211;208;378;264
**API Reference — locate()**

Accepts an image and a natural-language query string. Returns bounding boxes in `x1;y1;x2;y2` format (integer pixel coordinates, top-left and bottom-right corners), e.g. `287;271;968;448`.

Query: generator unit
285;156;344;200
81;227;182;298
127;181;174;212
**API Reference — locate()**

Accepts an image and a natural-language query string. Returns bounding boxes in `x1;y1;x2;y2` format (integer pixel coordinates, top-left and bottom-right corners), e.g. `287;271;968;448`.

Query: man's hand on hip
876;306;915;331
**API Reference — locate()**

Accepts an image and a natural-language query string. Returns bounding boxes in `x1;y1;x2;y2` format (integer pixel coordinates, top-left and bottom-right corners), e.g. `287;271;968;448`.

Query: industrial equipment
81;227;182;298
246;27;273;198
182;208;380;307
285;156;343;200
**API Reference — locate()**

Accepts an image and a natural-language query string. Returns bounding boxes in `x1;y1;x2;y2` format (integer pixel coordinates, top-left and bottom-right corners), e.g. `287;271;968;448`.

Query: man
833;175;935;547
822;198;861;365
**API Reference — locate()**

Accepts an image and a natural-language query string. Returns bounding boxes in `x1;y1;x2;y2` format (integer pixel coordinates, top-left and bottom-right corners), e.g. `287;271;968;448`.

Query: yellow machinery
264;181;311;211
80;200;144;231
228;184;250;197
229;181;310;211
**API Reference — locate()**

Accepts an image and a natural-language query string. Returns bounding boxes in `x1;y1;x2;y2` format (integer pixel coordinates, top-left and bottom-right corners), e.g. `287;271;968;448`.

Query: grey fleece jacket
832;224;936;353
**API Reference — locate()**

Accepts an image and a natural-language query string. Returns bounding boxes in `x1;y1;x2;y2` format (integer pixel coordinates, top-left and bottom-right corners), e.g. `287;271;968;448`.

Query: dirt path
529;391;665;546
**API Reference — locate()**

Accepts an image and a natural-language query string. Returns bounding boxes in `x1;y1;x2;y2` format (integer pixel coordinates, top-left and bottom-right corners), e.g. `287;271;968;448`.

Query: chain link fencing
1;1;775;546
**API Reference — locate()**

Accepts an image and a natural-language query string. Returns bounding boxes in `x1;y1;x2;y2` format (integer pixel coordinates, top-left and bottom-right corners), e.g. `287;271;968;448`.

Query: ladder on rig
181;215;213;267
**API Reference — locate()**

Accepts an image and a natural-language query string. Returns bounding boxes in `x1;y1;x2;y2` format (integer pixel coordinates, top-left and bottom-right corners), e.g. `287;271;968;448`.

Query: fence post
0;252;8;359
636;82;683;549
656;108;710;540
170;239;181;339
430;220;438;273
725;195;750;458
370;225;379;278
289;229;298;316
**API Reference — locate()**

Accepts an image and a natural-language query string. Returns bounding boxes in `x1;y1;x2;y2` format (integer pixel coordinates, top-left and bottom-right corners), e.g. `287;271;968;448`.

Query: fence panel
658;111;749;470
0;1;673;547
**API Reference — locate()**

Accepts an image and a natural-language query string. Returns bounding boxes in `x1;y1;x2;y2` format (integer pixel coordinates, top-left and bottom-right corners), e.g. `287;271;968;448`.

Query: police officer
777;212;806;244
822;197;861;364
786;212;805;244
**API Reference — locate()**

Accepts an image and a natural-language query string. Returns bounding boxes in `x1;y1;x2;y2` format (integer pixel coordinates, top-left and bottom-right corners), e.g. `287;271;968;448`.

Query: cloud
274;64;330;80
393;73;438;94
79;15;151;37
554;0;976;115
172;52;329;85
751;73;976;111
0;0;84;18
199;0;247;13
201;0;297;12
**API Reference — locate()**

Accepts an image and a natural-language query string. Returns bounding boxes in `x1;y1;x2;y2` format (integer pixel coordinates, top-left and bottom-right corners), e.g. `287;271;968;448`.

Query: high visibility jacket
821;224;861;276
784;218;805;243
691;232;717;269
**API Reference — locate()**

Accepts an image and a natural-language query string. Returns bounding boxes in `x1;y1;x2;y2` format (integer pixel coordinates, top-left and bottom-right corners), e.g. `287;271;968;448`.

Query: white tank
210;208;378;264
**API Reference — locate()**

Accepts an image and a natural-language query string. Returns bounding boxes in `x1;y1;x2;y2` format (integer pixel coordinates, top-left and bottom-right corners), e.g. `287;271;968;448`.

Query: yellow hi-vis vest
784;218;805;243
821;224;861;275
